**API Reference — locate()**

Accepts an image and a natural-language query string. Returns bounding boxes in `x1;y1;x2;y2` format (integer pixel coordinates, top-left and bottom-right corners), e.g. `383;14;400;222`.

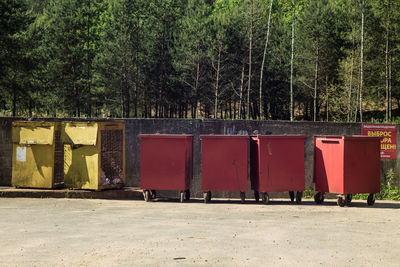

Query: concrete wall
1;118;398;198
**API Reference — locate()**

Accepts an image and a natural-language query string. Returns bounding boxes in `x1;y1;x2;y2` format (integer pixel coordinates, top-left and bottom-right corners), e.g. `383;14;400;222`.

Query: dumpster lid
12;121;56;145
61;122;98;145
252;134;306;140
200;135;248;139
139;134;193;140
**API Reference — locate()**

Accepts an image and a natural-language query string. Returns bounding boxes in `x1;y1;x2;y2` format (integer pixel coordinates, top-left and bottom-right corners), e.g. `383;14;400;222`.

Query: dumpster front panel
12;121;55;145
64;145;99;190
12;144;54;188
255;136;305;192
140;135;193;191
314;137;344;193
201;136;248;192
61;122;98;145
343;137;381;194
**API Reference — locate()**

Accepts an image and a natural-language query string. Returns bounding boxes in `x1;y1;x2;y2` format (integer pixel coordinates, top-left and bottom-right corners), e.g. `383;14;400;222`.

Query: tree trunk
313;45;319;122
239;61;245;119
214;40;222;119
259;0;273;120
359;0;364;122
247;0;254;120
325;74;329;121
290;0;296;121
347;32;355;122
385;0;390;121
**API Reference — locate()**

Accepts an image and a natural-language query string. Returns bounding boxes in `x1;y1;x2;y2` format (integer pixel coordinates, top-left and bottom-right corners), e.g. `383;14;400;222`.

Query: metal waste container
12;121;64;188
201;135;248;203
314;136;381;206
250;135;306;204
140;134;193;202
62;121;125;190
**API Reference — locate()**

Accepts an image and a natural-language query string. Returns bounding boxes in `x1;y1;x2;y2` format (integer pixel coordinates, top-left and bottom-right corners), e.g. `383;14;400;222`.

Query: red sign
362;123;397;159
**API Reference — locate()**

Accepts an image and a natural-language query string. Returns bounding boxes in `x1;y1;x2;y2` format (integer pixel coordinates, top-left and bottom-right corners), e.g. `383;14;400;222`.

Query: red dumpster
250;135;306;204
200;135;248;203
140;134;193;202
314;136;381;207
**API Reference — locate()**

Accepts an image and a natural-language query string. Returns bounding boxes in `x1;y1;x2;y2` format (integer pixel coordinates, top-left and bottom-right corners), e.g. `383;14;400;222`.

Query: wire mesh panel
53;130;64;185
100;129;123;185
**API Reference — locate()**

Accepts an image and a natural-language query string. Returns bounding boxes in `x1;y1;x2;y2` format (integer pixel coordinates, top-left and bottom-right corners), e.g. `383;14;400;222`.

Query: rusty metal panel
140;134;193;191
201;135;248;192
250;135;305;192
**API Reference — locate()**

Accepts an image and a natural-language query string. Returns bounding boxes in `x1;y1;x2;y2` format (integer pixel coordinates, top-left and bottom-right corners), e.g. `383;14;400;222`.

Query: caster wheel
261;192;269;204
346;194;352;205
144;190;151;202
240;192;245;204
289;191;295;202
151;190;157;199
367;193;375;206
203;191;211;203
296;191;302;204
254;191;260;202
337;196;346;207
314;192;324;204
185;189;190;201
179;191;185;203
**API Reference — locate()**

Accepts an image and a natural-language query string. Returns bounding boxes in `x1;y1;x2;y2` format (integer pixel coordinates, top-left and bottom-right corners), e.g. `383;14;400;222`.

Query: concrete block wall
1;118;398;198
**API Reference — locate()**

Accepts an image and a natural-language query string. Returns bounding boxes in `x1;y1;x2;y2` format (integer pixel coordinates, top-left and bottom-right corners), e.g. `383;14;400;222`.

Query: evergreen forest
1;0;400;122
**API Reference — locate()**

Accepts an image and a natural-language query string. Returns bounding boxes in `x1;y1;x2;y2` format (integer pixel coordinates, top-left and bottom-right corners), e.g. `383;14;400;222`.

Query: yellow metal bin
12;121;64;188
62;121;125;190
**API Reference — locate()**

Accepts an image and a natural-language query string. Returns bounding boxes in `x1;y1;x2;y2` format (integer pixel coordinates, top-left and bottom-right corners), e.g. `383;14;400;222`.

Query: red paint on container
201;135;248;192
140;134;193;191
250;135;306;192
314;136;381;194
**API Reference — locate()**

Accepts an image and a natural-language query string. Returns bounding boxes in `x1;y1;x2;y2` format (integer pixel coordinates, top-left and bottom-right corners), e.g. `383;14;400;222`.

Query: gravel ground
0;198;399;266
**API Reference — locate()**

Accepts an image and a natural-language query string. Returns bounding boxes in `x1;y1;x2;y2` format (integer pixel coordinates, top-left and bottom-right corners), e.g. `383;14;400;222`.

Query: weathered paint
250;135;306;192
140;135;193;191
11;121;60;188
62;121;125;190
64;145;98;190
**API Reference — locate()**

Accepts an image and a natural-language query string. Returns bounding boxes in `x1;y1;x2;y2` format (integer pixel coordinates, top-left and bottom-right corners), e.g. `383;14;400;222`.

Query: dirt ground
0;198;399;266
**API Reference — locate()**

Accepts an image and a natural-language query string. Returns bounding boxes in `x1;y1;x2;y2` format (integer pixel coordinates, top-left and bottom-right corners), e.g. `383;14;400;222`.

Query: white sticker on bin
16;146;27;162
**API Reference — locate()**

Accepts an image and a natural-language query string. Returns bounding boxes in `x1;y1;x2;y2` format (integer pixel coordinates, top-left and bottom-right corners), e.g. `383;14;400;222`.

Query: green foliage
2;0;400;121
354;168;400;200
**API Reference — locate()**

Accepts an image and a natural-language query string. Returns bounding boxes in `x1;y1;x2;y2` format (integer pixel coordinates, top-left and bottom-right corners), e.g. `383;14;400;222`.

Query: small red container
140;134;193;202
200;135;248;203
314;136;381;206
250;135;306;204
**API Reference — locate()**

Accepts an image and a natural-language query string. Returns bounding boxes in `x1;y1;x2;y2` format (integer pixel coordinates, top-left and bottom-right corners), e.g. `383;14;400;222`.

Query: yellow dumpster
11;121;64;188
62;120;125;190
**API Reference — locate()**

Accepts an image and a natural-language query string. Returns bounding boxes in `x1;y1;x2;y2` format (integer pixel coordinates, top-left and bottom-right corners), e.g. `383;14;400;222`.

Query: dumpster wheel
296;191;302;204
179;191;185;203
203;191;211;203
289;191;295;202
143;190;151;202
314;192;324;204
367;193;375;206
262;192;269;204
151;190;157;200
346;194;352;205
240;192;246;204
254;191;260;202
185;190;190;201
337;196;346;207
